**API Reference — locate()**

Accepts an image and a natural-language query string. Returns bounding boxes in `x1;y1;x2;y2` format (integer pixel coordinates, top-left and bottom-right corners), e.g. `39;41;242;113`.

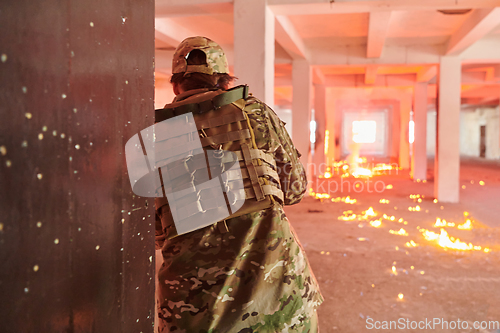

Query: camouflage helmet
172;36;229;75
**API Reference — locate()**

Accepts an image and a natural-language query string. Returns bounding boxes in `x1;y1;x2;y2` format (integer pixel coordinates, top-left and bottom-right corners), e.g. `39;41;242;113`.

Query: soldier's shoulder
243;95;278;117
243;95;265;108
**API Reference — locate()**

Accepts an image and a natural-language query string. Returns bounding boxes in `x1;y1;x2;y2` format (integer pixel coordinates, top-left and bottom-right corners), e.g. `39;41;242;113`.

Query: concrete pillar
234;0;274;106
313;84;326;175
435;56;461;203
391;102;401;164
292;59;312;172
333;103;342;161
412;82;428;180
324;89;337;164
399;97;411;170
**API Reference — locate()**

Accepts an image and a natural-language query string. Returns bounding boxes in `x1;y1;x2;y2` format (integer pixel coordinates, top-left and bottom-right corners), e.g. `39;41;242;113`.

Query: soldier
155;36;323;333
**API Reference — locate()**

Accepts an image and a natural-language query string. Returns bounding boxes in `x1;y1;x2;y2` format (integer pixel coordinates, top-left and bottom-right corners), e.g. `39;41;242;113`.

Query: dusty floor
286;158;500;333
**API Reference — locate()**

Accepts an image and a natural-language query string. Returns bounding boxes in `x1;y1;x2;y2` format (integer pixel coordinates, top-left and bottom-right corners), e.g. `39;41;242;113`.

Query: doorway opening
480;125;486;158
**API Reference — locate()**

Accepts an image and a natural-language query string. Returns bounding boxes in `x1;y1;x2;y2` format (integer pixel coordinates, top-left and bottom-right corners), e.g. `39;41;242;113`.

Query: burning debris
389;228;409;236
310;175;494;255
419;228;490;252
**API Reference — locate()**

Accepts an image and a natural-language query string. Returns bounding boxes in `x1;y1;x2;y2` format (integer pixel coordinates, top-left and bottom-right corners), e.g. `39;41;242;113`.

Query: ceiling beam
155;18;196;48
446;8;500;55
275;15;310;60
367;11;392;58
465;67;497;81
269;0;500;16
417;66;437;82
365;66;378;84
324;73;417;87
312;44;445;66
478;95;500;104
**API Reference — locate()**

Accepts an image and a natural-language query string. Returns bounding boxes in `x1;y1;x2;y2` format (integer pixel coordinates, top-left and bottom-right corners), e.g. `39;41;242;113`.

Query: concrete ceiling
154;0;500;107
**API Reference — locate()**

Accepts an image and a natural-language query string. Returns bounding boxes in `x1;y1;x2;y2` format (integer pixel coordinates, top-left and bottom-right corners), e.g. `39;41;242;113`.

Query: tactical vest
154;85;284;239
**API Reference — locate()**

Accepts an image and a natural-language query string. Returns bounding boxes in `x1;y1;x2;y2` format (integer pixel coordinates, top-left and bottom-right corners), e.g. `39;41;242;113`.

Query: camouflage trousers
156;308;319;333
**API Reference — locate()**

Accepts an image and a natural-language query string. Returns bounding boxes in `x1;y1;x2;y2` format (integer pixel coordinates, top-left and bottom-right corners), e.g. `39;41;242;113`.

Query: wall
0;1;155;332
460;107;500;159
426;107;500;160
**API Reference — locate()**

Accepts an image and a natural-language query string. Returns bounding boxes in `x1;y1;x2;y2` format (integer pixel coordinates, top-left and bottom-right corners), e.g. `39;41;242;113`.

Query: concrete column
435;56;461;203
399;97;411;170
412;82;428;180
234;0;274;106
292;59;312;171
333;103;342;161
313;84;326;175
391;103;401;164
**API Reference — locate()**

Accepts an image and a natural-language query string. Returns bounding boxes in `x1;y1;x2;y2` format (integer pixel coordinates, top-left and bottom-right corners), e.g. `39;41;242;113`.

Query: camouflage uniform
155;89;324;333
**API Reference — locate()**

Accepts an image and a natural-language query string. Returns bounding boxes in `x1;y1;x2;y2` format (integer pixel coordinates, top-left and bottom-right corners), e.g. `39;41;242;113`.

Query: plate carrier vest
154;85;284;239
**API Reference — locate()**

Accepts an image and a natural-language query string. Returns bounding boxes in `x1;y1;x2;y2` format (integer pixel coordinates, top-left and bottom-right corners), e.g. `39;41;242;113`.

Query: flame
339;211;357;221
405;240;418;247
338;207;377;221
420;228;488;251
372;164;396;173
386;184;393;189
479;181;485;186
331;196;357;204
370;220;382;228
389;228;409;236
433;217;473;230
458;220;473;230
352;167;372;178
408;205;421;212
364;207;376;217
398;293;404;300
314;193;330;199
382;214;396;221
319;158;397;179
379;199;390;204
434;218;455;228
